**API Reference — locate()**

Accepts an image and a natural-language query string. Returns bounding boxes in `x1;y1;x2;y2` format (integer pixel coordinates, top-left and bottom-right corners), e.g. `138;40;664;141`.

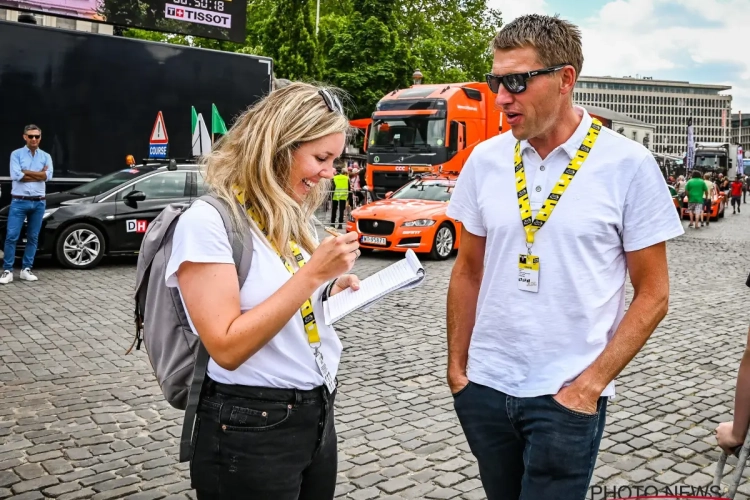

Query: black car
0;161;208;270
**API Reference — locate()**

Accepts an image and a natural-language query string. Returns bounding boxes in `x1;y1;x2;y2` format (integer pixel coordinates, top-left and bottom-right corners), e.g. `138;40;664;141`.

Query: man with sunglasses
1;125;53;284
446;15;683;500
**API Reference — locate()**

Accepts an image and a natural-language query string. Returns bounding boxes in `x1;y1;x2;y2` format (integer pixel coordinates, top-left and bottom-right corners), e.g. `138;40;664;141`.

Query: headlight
402;219;436;227
42;208;59;220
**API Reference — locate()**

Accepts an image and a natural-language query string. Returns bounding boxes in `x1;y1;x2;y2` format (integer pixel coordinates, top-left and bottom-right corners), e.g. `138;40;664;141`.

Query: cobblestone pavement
1;207;750;500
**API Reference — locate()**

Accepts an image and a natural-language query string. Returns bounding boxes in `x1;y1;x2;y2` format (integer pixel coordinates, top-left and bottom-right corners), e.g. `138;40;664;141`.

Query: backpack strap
179;194;253;463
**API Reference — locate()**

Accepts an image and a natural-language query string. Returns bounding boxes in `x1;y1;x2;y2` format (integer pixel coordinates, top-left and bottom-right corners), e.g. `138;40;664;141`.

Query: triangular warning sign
150;111;169;144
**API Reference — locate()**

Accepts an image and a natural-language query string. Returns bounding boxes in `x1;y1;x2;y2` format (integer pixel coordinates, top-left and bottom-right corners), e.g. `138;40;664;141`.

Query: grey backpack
131;195;253;462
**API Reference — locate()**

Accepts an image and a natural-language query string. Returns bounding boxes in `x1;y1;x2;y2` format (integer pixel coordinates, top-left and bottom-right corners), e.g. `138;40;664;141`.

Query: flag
192;113;210;157
191;106;198;136
212;104;228;135
686;117;695;178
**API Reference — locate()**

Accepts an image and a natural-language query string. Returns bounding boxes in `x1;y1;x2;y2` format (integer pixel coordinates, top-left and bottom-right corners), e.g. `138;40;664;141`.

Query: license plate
361;236;386;246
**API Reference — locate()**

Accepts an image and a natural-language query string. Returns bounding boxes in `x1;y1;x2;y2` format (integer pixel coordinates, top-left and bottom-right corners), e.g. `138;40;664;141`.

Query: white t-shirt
165;200;343;389
446;107;684;398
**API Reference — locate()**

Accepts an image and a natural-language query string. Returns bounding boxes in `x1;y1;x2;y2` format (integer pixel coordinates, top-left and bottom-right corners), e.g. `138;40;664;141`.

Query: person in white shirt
168;83;360;500
445;15;684;500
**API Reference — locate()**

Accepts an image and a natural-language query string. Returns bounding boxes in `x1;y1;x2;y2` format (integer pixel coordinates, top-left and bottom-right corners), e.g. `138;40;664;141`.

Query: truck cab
365;83;505;199
693;142;741;178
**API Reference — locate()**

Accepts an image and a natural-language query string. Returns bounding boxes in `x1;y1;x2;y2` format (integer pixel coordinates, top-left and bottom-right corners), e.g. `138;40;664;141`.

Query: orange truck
364;82;506;199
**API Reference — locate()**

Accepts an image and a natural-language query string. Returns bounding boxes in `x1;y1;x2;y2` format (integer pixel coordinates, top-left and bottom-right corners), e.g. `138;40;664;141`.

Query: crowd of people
668;171;749;228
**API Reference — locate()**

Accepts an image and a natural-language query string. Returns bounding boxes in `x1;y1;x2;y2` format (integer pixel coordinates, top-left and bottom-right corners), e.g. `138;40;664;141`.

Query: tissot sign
0;0;246;42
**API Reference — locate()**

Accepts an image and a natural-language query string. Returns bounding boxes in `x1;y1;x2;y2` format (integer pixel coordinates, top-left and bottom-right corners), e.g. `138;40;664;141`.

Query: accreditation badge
314;350;337;394
518;254;540;293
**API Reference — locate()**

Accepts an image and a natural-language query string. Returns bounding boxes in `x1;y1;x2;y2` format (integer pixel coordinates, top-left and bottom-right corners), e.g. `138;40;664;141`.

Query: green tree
397;0;502;84
323;0;416;117
261;0;319;80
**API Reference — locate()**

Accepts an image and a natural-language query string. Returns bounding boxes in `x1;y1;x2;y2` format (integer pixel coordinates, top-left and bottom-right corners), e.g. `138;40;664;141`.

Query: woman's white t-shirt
165;200;343;389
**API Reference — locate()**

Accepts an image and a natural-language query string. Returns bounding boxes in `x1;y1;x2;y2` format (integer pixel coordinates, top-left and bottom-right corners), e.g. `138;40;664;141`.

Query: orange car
346;175;461;260
680;190;726;220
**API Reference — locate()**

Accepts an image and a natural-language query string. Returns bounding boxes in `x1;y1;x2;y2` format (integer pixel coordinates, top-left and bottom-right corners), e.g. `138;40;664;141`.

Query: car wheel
56;223;105;269
430;223;455;260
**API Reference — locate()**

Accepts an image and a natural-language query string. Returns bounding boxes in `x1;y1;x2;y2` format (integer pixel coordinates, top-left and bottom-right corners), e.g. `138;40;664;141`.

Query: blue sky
487;0;750;112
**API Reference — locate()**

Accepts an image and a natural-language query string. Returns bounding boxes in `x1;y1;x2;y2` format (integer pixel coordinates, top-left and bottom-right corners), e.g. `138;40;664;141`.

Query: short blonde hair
204;82;350;258
492;14;583;81
704;173;711;180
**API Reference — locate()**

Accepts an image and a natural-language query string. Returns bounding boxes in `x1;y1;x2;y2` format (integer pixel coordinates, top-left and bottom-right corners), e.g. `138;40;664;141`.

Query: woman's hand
304;232;359;284
330;274;360;296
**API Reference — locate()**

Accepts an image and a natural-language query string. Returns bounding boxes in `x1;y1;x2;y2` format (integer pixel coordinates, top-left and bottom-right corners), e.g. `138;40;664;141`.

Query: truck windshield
69;169;148;196
392;180;455;202
372;118;446;148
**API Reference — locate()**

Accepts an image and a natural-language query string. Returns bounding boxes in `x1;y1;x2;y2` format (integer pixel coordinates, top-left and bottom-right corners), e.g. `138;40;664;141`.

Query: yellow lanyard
234;190;321;347
514;118;602;251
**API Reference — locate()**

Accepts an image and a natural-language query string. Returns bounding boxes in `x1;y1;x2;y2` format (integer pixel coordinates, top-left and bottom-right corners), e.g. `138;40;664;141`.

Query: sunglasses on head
319;89;345;115
26;134;40;139
485;64;570;94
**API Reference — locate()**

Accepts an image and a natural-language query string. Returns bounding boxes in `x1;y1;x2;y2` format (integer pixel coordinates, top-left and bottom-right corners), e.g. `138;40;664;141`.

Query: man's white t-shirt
165;200;343;389
446;107;684;398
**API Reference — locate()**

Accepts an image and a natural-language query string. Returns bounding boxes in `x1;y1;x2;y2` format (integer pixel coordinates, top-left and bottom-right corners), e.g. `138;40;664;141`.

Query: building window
0;8;6;20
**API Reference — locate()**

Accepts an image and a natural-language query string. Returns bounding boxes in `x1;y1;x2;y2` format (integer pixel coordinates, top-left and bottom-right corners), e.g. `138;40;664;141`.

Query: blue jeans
454;381;607;500
3;199;45;271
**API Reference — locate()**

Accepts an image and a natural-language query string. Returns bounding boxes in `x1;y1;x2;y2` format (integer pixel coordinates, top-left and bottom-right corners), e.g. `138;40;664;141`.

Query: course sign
149;111;169;159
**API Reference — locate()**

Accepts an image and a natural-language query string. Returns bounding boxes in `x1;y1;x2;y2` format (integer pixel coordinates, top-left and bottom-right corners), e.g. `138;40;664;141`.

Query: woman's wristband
322;278;338;301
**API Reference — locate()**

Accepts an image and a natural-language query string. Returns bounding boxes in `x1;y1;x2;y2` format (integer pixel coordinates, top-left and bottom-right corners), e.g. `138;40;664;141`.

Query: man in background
731;175;743;214
685;170;707;229
1;124;53;284
331;165;349;229
702;172;715;227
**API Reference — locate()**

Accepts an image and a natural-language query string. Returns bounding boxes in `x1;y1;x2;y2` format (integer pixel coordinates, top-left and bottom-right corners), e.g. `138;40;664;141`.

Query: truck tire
56;223;106;270
430;223;455;260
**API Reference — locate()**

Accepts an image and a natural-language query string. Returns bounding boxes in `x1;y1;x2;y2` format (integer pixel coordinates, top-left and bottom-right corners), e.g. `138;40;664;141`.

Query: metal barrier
314;189;373;227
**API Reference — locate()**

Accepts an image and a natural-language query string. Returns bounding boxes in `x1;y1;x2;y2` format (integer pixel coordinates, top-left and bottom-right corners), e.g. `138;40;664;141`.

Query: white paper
324;250;425;324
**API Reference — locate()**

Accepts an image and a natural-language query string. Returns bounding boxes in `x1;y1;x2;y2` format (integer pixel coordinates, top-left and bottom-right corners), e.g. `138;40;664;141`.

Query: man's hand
553;383;599;415
329;274;360;296
717;421;745;455
447;369;469;395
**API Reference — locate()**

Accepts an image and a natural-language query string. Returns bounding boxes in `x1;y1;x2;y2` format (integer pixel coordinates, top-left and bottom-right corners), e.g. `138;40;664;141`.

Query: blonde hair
204;82;350;258
492;14;583;82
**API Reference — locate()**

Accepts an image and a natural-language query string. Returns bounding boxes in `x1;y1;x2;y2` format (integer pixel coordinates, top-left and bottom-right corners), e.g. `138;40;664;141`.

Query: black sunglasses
26;134;40;139
485;64;570;94
319;89;344;115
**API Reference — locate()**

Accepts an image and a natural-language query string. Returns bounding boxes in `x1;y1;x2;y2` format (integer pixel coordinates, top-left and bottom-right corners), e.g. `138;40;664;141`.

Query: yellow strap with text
234;189;320;346
514;118;602;248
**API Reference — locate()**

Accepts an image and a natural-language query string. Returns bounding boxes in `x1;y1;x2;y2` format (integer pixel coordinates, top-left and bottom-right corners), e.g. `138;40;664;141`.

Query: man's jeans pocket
547;395;599;419
452;381;472;399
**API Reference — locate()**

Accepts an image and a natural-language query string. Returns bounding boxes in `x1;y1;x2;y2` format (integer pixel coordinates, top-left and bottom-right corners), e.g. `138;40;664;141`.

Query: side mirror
125;190;146;202
385;191;393;199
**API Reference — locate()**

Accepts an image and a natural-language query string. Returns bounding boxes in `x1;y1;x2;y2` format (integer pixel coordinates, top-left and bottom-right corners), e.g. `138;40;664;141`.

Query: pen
313;218;360;258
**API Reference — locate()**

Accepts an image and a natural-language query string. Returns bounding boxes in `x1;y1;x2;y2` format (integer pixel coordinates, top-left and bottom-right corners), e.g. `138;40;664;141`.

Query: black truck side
0;20;273;207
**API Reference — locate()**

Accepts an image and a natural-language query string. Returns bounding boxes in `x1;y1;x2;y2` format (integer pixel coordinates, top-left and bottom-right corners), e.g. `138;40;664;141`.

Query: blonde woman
166;83;360;499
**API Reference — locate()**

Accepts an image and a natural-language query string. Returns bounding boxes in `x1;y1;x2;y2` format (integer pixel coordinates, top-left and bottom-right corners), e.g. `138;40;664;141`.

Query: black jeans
190;379;337;500
330;199;346;225
454;381;607;500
